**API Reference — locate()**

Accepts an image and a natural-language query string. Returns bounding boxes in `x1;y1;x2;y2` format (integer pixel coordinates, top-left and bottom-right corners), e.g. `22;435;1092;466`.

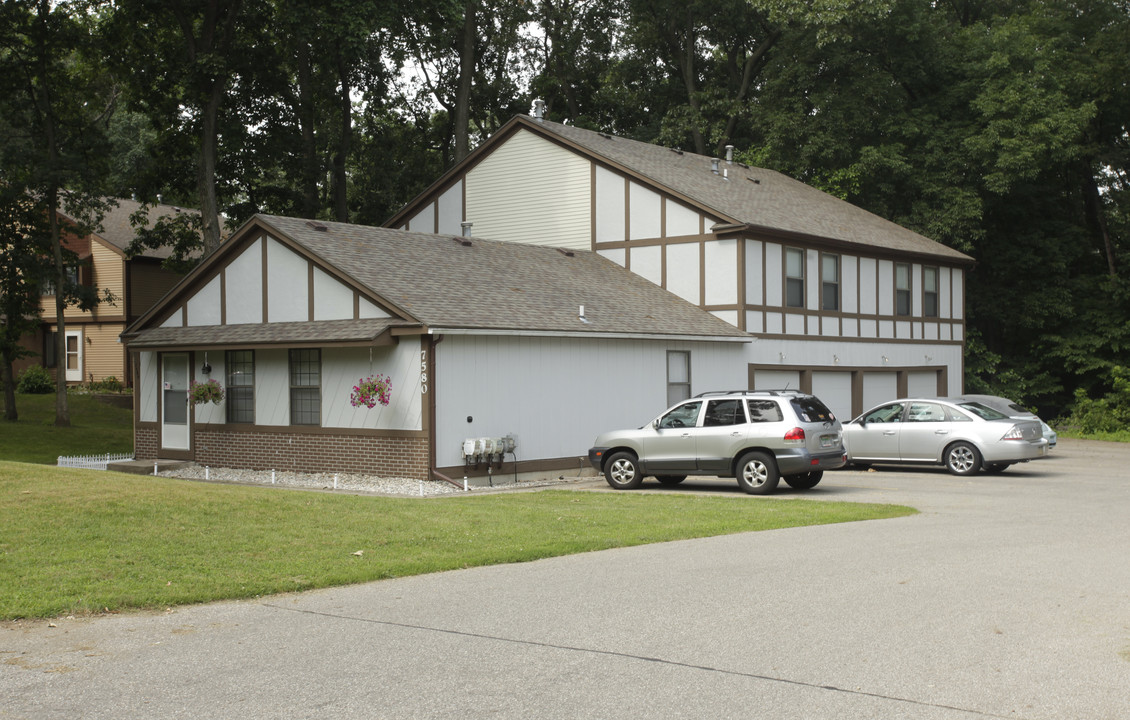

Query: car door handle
935;430;950;435
731;431;742;437
883;431;896;436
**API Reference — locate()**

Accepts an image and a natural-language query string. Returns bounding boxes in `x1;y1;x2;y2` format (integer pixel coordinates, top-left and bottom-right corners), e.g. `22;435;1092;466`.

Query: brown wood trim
435;454;594;480
736;238;746;331
307;260;315;321
261;234;269;323
426;335;438;473
590;162;597;248
193;422;428;439
220;265;227;325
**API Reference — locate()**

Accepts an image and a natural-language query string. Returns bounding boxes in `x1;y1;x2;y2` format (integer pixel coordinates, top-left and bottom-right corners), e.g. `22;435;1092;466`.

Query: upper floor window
41;266;79;296
895;263;911;316
785;247;805;308
924;266;939;317
226;350;255;424
289;349;321;426
821;254;840;311
667;350;691;406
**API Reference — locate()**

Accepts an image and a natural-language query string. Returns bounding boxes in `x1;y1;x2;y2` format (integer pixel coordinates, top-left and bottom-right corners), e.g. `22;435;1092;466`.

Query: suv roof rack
693;389;805;398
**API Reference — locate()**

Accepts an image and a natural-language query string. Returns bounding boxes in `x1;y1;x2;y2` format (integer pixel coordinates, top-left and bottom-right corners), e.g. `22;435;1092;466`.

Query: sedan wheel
604;451;643;489
944;441;983;476
784;471;823;490
736;451;780;495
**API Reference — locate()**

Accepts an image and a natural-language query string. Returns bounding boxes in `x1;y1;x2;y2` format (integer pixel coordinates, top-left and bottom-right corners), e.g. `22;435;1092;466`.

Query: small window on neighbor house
924;266;939;317
785;248;805;308
667;350;691;406
42;266;79;296
226;350;255;424
895;262;912;316
821;254;840;311
289;348;321;426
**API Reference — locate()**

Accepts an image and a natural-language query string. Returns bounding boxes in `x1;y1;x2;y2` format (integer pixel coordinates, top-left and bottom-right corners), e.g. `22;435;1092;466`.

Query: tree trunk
198;81;224;254
2;359;16;421
332;54;351;223
454;1;477;162
48;190;71;427
296;42;320;218
1082;167;1117;277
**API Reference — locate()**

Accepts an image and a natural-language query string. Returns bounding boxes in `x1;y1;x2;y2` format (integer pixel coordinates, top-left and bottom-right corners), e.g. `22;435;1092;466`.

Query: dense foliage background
2;0;1127;425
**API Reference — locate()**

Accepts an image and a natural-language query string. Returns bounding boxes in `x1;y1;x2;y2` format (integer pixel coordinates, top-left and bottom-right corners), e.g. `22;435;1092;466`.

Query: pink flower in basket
189;379;225;405
351;374;391;408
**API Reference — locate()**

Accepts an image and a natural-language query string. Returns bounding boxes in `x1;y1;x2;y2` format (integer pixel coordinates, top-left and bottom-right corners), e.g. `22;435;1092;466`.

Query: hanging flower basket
189;378;225;405
351;374;391;408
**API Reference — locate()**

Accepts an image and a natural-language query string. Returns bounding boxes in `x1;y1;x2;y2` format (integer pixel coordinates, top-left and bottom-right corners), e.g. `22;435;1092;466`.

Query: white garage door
908;370;941;398
811;371;853;421
862;372;898;411
752;369;801;392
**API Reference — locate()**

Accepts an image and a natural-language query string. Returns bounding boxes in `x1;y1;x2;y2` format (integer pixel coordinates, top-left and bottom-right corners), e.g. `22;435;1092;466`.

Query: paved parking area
3;439;1129;719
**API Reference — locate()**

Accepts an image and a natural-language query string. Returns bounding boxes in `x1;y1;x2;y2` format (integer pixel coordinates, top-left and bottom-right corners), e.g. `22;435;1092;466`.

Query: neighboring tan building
386;112;976;420
17;198;192;387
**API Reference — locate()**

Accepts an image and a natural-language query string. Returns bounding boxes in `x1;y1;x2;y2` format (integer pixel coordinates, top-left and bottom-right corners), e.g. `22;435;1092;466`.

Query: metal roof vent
725;145;735;164
579;305;592;324
532;99;546;122
711;158;720;174
460;221;473;238
306;220;328;231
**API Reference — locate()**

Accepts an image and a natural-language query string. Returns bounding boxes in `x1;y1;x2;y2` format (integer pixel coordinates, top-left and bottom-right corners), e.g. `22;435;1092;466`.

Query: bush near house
1058;366;1130;441
15;365;54;394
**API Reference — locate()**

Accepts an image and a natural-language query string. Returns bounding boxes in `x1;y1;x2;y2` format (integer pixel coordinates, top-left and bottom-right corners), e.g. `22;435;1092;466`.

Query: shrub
1060;366;1130;434
16;365;55;394
92;376;123;393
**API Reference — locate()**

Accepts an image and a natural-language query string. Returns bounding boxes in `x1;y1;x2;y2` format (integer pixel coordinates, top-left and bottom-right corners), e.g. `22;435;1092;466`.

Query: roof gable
387;115;972;264
125;215;750;345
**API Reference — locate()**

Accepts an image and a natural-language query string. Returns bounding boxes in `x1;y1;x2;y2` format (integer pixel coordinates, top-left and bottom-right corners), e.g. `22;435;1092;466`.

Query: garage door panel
812;371;852;421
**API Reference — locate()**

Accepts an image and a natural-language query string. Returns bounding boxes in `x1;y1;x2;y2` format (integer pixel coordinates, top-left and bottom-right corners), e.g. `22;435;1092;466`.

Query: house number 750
420;351;428;394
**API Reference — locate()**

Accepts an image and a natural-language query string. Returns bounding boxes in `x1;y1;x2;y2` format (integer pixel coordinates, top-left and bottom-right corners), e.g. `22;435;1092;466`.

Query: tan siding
91;243;124;315
465;129;591;249
82;323;127;382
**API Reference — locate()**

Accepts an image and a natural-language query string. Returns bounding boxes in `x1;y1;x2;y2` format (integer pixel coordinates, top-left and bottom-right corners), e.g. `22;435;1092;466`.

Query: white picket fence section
57;453;134;471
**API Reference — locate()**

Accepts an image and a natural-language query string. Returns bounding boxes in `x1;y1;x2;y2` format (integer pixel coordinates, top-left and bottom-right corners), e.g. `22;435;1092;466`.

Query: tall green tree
0;0;116;426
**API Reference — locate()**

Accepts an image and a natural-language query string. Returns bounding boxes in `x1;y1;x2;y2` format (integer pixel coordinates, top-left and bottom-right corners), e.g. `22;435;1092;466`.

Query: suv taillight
783;427;806;445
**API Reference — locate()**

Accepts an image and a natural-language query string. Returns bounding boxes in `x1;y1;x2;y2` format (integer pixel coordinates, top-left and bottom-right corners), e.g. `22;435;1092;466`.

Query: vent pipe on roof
711;158;720;174
725;145;734;164
532;99;545;122
461;221;473;238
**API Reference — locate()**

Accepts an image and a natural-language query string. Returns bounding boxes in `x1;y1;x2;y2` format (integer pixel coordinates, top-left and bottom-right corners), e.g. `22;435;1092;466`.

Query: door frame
159;351;193;460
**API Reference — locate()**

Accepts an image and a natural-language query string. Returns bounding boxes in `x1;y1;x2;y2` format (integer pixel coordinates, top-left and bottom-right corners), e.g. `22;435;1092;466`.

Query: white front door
161;353;190;452
64;329;83;383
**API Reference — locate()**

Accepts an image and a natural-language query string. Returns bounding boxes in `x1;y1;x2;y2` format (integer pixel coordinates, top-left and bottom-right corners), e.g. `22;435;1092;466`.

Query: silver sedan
842;398;1049;475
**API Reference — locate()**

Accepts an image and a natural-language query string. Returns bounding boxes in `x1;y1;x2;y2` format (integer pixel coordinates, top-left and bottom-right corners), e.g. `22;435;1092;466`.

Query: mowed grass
0;461;917;620
0;392;134;464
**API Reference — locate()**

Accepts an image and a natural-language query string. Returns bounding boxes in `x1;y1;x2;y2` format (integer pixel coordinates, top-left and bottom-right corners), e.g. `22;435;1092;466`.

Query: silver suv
587;390;846;494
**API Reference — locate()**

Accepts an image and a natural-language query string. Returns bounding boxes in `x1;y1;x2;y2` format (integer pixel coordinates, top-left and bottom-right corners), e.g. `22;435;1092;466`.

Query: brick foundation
192;429;430;480
135;426;158;460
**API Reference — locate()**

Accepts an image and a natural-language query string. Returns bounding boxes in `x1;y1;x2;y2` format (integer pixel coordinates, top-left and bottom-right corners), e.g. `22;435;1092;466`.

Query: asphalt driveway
3;438;1129;719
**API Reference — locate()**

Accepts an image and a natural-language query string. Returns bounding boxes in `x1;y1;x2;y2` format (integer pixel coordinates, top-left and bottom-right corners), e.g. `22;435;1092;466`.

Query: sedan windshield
957;402;1008;420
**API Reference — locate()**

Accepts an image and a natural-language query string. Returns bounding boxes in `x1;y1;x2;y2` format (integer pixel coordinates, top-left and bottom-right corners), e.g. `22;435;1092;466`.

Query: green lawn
0;392;133;464
0;461;917;620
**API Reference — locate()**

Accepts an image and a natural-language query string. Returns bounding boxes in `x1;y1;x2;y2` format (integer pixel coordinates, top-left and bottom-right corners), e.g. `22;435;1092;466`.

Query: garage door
908;370;941;398
752;370;800;392
862;372;897;412
812;371;852;421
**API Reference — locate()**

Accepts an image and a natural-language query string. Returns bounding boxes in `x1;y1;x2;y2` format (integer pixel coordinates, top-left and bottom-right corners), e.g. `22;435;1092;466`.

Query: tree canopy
1;0;1126;421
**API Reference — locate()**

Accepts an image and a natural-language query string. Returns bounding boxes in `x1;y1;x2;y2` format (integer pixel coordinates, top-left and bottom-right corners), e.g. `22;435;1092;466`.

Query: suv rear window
746;399;784;423
790;396;836;423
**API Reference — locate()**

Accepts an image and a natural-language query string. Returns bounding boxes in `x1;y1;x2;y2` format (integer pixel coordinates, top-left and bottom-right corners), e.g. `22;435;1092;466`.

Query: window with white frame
667;350;691;406
289;349;321;426
895;262;911;316
785;248;805;308
924;266;939;317
821;254;840;311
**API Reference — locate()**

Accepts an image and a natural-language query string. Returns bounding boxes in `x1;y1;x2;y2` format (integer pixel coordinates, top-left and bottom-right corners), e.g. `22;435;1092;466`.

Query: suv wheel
736;451;780;495
944;441;982;476
784;471;823;490
604;451;644;489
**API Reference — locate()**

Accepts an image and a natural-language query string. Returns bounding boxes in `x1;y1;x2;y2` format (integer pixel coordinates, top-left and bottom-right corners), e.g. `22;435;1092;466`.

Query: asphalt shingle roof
60;197;198;260
255;214;749;340
126;317;407;348
481;117;972;263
